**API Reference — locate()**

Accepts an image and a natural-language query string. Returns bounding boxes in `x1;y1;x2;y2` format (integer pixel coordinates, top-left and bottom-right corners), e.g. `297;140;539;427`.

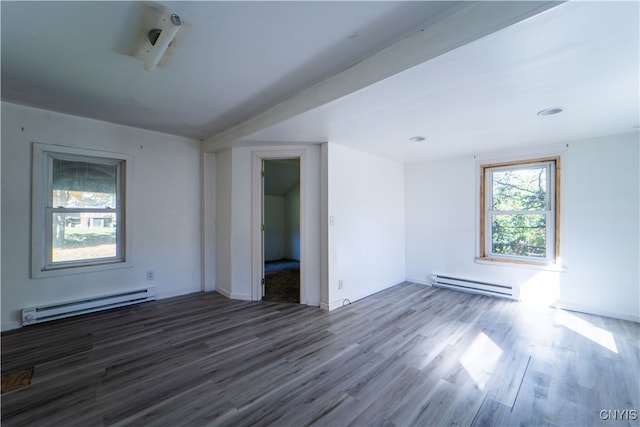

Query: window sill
31;260;132;279
475;257;567;272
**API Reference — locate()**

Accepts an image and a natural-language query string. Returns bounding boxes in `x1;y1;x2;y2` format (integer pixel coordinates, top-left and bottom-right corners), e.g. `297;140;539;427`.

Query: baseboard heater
22;287;157;326
431;275;515;300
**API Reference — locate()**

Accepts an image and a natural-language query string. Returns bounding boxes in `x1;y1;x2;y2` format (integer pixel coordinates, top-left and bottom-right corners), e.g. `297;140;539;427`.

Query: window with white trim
480;157;559;264
32;144;129;277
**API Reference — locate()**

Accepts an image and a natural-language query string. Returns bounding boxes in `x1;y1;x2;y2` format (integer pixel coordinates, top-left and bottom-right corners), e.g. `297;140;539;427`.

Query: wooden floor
2;283;639;426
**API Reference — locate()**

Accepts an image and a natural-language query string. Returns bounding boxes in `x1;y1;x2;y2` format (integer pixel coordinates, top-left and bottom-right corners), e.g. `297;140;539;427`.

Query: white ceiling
2;1;638;163
236;1;640;163
1;1;456;139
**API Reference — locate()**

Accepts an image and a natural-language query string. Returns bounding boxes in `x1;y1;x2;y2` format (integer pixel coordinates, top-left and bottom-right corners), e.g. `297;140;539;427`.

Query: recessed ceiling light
537;108;563;116
409;136;426;142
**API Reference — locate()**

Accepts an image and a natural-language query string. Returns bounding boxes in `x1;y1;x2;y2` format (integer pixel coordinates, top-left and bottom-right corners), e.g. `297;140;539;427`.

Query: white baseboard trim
231;293;253;301
215;288;252;301
216;287;232;299
2;321;22;331
327;299;356;311
320;302;330;311
326;278;405;311
157;287;201;300
305;299;320;307
407;277;431;286
552;300;640;323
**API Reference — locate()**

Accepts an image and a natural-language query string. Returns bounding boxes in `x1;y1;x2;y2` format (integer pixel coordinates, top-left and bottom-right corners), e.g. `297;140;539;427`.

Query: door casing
252;149;306;303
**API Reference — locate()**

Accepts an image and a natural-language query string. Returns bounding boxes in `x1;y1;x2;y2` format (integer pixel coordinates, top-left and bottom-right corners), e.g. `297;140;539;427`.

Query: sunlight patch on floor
520;271;560;309
460;332;503;390
555;309;618;354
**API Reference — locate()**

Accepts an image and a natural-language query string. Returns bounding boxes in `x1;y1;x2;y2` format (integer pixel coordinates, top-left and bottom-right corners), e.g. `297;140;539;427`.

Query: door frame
252;149;306;303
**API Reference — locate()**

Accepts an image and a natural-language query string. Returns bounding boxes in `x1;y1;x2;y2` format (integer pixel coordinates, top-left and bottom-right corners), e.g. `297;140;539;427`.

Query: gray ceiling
2;1;638;163
236;1;640;163
1;1;455;139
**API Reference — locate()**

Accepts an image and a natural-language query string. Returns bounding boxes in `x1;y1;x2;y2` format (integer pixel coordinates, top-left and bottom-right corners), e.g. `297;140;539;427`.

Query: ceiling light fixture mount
148;13;182;46
144;13;182;71
131;10;182;72
537;107;563;116
409;136;426;142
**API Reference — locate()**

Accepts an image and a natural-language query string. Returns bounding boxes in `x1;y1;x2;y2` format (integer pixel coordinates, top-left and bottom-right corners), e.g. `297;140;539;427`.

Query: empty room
1;1;638;426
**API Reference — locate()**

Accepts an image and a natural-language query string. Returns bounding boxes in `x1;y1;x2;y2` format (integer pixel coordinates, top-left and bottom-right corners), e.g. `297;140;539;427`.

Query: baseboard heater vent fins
431;275;515;300
22;287;157;326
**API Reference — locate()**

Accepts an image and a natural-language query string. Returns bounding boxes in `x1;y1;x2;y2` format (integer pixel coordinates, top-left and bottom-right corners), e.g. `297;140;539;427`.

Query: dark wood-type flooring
2;282;639;426
264;259;300;304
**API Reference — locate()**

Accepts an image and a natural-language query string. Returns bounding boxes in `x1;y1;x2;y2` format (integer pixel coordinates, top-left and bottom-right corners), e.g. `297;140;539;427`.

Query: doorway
262;158;300;303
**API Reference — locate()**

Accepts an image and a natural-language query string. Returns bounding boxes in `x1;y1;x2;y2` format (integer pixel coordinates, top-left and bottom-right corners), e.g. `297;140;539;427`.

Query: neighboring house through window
31;143;131;278
479;157;560;265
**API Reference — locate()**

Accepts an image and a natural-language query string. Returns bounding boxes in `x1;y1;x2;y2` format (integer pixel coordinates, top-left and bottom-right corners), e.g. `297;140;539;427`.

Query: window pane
52;159;117;208
492;214;546;257
51;212;117;263
492;167;546;211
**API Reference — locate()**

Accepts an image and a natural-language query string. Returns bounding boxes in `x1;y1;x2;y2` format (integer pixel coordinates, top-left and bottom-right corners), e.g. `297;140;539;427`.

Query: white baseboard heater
431;275;515;300
22;287;157;326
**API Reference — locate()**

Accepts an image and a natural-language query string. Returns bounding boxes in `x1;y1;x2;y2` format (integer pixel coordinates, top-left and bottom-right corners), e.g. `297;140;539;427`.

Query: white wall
1;102;203;330
202;152;216;292
285;184;301;260
229;146;254;300
406;132;639;322
214;148;233;297
213;144;322;305
327;143;405;310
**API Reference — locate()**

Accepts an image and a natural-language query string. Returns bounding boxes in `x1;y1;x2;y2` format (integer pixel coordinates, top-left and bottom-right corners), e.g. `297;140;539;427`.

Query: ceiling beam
203;1;562;152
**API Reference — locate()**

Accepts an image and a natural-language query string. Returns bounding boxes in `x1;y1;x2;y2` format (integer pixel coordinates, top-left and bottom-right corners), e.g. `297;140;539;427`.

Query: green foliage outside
491;167;548;258
60;226;116;248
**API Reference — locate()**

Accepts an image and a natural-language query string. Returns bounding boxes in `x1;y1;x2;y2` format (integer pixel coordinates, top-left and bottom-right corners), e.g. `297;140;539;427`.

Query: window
32;144;130;277
480;157;560;265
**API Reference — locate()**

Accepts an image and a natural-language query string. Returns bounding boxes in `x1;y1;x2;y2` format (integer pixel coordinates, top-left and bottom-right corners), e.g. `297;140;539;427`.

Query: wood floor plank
2;283;638;426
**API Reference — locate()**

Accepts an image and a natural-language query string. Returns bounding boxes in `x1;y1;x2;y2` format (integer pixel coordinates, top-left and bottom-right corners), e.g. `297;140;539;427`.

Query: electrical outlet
338;279;343;290
146;270;154;281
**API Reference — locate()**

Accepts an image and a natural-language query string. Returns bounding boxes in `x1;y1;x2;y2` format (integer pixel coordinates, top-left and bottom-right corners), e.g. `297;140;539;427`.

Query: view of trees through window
489;164;551;258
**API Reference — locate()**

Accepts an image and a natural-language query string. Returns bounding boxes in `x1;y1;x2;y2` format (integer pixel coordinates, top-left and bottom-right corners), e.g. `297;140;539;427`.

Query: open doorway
262;158;300;303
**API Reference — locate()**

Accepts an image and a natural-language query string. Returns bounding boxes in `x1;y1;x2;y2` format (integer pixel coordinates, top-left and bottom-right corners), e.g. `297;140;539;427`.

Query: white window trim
474;147;568;272
31;143;133;278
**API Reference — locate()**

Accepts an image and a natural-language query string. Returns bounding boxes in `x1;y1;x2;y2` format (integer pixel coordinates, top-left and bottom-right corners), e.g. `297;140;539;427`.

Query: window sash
43;153;125;270
489;212;551;260
44;207;123;269
47;154;122;206
483;160;556;263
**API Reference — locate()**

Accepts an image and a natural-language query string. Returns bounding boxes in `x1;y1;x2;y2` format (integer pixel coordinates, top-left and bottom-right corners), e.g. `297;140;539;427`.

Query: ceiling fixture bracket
130;8;183;72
